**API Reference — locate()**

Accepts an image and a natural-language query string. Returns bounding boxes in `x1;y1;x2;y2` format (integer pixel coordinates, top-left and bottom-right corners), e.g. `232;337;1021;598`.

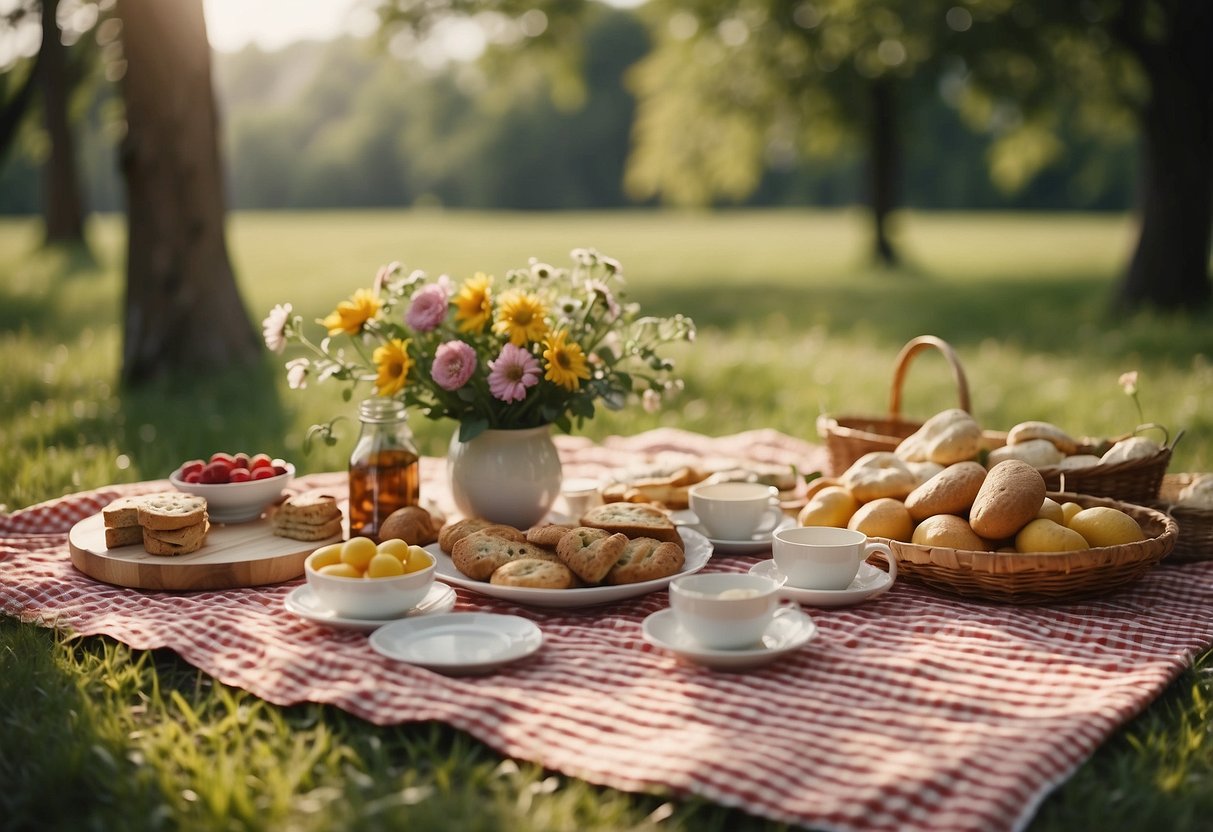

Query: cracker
451;530;546;581
439;518;523;554
579;503;682;548
276;493;341;525
272;516;343;542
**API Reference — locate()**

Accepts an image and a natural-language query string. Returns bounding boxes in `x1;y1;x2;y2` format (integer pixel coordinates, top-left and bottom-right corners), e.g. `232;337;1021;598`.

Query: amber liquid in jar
348;448;420;540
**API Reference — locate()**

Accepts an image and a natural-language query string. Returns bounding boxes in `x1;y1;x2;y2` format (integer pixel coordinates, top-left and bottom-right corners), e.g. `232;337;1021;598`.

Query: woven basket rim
1036;446;1172;480
884;492;1177;602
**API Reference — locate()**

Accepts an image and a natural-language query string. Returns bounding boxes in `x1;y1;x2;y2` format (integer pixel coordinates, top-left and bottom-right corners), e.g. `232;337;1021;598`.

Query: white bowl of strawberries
170;451;294;524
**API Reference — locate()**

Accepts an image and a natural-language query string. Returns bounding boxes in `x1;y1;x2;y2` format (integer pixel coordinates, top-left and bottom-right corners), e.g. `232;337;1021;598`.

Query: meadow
2;209;1212;829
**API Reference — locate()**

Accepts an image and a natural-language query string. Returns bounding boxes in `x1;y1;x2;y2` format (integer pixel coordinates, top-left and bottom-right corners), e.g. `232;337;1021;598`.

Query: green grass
2;209;1212;830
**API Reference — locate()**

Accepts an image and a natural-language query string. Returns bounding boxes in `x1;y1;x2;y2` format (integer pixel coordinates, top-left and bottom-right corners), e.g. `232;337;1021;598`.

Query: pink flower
407;283;450;331
431;340;477;391
488;343;541;403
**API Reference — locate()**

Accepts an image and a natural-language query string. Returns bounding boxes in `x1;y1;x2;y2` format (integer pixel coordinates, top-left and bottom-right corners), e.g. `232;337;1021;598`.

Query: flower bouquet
263;248;696;445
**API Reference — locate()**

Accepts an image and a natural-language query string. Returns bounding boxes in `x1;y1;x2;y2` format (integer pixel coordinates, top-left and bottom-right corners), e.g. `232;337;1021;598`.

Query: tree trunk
116;0;259;385
867;75;900;267
1115;2;1213;311
40;0;87;245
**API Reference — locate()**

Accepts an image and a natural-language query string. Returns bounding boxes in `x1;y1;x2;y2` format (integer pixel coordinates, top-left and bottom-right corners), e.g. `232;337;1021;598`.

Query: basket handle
888;336;971;418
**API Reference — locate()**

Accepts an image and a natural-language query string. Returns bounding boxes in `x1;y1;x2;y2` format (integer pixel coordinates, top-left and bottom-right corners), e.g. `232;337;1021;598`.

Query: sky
202;0;375;53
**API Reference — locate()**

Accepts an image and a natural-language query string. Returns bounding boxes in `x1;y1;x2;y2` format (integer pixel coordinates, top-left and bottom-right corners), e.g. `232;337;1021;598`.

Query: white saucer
748;560;895;608
283;582;457;632
641;606;817;671
369;613;543;675
669;510;796;555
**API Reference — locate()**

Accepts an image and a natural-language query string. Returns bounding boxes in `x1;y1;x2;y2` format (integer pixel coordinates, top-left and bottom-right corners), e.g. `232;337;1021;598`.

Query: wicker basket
884;492;1177;604
1035;446;1173;504
816;335;1002;477
1149;473;1213;562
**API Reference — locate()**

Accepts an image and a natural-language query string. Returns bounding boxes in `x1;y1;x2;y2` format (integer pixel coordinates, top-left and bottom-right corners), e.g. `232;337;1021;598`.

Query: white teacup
689;481;783;541
560;478;602;517
668;572;791;650
772;526;897;591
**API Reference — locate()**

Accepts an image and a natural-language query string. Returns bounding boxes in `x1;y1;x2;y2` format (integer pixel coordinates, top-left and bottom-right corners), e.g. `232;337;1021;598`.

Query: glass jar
348;398;420;540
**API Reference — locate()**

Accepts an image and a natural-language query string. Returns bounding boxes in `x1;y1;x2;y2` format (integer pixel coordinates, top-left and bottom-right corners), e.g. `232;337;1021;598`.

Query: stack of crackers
271;493;342;541
103;493;210;556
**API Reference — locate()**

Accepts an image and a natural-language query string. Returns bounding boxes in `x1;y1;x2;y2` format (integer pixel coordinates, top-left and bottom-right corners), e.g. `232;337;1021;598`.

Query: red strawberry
251;466;276;480
232;452;251;470
250;453;273;470
210;451;237;466
229;468;253;483
180;459;205;478
201;460;232;484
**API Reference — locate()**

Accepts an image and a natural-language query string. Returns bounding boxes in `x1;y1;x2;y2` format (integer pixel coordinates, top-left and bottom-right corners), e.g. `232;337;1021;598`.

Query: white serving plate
369;612;543;675
426;527;712;608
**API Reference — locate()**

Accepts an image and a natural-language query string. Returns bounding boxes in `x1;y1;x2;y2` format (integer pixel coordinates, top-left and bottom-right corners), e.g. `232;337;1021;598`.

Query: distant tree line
0;7;1137;217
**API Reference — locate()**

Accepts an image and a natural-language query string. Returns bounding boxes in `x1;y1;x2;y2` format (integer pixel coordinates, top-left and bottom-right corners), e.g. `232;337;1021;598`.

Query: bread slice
104;525;144;549
272;516;343;542
489;558;576;589
137;493;208;531
606;536;685;585
451;529;549;581
144;518;210;547
102;495;148;528
275;493;341;525
142;519;209;556
579;503;682;548
555;527;628;584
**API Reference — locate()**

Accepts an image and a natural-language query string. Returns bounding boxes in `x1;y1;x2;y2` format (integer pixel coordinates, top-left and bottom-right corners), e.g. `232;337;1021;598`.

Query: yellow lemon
366;552;406;578
404;545;433;574
1066;507;1145;548
1060;502;1083;525
847;497;914;541
797;486;859;528
377;538;411;561
1036;497;1064;524
1015;518;1089;553
309;543;344;570
318;563;362;579
340;536;378;571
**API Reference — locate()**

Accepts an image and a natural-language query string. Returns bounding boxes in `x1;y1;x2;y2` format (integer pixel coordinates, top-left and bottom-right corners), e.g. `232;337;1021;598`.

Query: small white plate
369;613;543;675
426;527;712;608
283;582;457;631
641;606;817;671
670;510;796;555
748;560;895;608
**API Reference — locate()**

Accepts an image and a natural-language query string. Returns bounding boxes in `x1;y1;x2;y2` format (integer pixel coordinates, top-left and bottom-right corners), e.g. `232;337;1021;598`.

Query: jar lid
358;397;407;423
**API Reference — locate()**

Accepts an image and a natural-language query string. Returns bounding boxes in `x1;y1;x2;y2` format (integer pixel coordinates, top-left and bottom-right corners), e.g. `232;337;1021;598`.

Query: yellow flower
373;338;412;397
454;272;493;333
542;329;590;391
493;289;549;346
321;288;381;336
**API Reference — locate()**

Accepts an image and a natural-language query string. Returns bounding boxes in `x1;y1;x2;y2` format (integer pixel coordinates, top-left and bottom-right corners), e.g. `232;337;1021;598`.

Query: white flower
261;303;292;354
285;358;309;389
642;388;662;413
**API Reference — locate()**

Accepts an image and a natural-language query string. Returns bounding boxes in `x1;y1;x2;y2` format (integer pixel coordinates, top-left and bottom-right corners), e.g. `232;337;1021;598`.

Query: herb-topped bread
578;503;682;549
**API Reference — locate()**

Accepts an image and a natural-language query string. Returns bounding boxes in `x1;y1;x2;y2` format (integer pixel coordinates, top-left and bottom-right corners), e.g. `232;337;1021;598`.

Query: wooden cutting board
69;512;340;591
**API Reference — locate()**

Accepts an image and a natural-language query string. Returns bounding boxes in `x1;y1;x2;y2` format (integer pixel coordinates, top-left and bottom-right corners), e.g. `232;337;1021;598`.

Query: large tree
0;0;88;247
948;0;1212;311
114;0;258;384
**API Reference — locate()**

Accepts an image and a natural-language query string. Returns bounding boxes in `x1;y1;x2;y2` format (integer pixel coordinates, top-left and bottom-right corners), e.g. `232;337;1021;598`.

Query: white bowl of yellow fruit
305;536;436;619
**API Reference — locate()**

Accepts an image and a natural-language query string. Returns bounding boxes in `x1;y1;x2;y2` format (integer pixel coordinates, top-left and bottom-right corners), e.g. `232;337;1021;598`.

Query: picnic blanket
4;428;1213;832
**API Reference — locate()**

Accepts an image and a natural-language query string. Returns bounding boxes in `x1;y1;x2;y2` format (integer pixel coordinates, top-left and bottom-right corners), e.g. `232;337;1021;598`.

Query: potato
1015;519;1089;553
970;460;1047;540
904;461;987;521
911;514;989;551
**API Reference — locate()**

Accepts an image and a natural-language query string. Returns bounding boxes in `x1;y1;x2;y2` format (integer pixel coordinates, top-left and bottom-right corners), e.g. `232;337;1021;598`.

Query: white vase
447;424;562;528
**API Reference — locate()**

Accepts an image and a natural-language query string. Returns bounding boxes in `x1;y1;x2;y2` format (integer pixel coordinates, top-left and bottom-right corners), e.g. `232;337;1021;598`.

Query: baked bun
1178;474;1213;509
904;461;987;522
895;409;983;465
378;505;438;546
987;439;1066;469
1006;421;1079;455
912;514;989;551
840;452;917;503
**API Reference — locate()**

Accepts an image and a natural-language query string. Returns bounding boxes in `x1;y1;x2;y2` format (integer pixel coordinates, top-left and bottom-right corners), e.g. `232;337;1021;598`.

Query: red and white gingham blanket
4;428;1213;832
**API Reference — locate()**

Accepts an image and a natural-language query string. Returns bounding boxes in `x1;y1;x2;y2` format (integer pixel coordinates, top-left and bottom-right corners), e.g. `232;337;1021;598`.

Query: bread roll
847;498;913;541
969;460;1047;540
1006;421;1079;455
904;461;987;522
895;409;983;465
840;452;917;503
